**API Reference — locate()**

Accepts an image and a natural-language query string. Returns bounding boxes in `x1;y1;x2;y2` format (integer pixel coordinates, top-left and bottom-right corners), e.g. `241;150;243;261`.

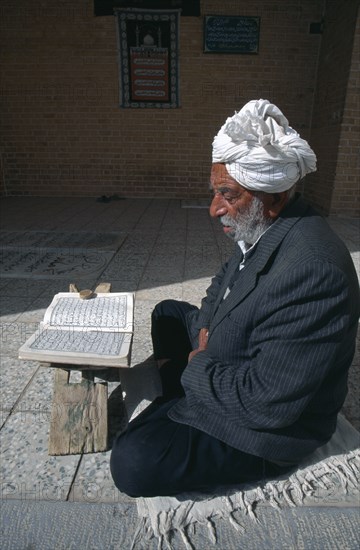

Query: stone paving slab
67;451;126;505
0;198;358;549
0;357;40;412
0;231;126;250
0;247;116;280
1;499;359;550
0;411;80;501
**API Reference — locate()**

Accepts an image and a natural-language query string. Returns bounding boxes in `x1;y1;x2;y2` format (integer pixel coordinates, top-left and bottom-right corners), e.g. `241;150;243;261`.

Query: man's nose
209;194;227;218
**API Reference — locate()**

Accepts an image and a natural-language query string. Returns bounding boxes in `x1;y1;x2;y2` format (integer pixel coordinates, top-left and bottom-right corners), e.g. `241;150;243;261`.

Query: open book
18;292;134;367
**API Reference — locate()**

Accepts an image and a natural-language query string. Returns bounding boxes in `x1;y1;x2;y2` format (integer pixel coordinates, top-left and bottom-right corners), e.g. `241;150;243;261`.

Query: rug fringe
134;448;360;549
228;512;245;533
333;455;358;488
206;518;217;544
179;527;194;550
130;516;147;550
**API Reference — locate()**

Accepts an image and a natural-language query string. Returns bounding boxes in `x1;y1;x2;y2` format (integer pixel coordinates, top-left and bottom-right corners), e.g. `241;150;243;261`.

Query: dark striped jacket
168;196;360;462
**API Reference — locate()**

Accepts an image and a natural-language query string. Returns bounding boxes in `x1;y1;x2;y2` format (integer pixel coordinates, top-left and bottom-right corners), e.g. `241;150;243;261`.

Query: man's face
209;163;272;244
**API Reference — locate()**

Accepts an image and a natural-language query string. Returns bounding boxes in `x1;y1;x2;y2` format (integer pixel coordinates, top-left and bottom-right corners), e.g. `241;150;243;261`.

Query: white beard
220;195;272;244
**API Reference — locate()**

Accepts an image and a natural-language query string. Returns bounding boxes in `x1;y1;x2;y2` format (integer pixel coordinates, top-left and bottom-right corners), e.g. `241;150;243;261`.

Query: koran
18;292;134;367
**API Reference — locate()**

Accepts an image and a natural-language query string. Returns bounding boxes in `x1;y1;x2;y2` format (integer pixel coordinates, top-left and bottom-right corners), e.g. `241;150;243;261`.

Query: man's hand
188;328;209;362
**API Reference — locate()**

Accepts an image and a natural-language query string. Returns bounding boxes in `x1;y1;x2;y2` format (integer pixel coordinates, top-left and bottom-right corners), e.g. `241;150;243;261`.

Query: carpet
118;360;360;550
115;8;180;109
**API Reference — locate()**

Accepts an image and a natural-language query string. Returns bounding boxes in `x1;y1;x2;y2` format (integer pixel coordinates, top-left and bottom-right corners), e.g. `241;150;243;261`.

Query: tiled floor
0;196;359;506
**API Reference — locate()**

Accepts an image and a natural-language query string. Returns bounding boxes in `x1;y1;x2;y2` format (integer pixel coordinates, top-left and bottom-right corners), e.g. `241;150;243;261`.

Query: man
110;99;360;497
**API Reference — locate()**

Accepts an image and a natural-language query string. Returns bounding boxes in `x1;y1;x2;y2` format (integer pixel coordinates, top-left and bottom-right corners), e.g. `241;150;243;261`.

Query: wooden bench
48;282;124;456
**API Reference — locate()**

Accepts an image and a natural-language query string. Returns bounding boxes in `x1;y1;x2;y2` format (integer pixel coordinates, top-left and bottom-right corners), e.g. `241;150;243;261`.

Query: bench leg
48;368;108;455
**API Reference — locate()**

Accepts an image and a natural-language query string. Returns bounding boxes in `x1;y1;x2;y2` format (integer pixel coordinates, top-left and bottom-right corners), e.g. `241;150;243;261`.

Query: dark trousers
110;300;291;497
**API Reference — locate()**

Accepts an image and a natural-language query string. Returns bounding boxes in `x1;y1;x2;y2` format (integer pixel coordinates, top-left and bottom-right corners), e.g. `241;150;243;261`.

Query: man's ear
266;191;289;219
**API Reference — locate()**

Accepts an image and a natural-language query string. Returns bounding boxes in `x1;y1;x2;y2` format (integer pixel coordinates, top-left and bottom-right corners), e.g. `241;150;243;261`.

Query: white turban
212;99;317;192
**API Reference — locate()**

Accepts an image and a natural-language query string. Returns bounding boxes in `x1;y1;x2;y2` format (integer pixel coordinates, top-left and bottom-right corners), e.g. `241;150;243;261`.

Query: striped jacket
168;196;360;462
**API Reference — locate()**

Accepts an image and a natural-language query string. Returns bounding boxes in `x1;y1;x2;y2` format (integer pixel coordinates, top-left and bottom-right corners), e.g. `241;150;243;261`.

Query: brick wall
304;0;359;216
330;5;359;216
0;0;357;214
